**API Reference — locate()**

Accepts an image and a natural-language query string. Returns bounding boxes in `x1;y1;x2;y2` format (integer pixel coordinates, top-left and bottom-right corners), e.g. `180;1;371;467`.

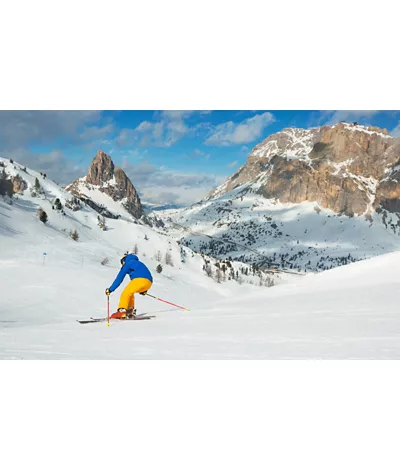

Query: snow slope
2;156;400;359
2;226;400;358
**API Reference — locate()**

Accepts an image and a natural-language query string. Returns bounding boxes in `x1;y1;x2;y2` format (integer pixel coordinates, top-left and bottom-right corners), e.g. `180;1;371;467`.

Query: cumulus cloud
182;148;211;161
121;159;223;205
320;110;380;126
205;112;275;146
0;148;87;186
0;111;102;149
78;123;115;142
116;111;212;148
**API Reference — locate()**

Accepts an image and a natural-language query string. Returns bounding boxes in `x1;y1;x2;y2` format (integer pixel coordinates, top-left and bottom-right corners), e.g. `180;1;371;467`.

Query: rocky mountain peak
209;123;400;217
86;150;115;186
66;150;143;219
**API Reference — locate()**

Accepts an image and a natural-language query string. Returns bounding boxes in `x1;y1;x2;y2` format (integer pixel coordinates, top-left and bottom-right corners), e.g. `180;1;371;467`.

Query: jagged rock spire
67;150;143;219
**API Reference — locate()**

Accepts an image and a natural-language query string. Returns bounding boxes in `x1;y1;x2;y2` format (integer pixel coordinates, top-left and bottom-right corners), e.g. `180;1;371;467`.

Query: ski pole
144;293;189;311
107;294;110;326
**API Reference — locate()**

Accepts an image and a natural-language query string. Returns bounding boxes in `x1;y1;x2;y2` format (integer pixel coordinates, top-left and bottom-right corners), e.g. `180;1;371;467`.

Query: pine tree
165;251;174;266
37;208;48;224
133;244;139;254
34;177;41;191
54;198;62;211
0;170;13;198
70;229;79;241
156;264;163;273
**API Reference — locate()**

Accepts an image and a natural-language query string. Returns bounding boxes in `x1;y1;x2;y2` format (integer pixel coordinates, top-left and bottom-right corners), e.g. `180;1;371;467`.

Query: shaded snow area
2;157;400;358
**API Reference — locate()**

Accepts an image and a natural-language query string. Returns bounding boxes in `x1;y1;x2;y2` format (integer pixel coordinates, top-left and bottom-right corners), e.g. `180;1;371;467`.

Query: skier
105;252;153;319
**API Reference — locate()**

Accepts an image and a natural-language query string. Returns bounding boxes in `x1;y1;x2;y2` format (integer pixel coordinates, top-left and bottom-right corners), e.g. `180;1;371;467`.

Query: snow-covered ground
2;229;400;358
2;156;400;359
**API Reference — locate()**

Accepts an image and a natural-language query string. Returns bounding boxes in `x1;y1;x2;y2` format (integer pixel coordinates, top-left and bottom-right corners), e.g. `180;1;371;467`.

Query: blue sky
1;110;399;205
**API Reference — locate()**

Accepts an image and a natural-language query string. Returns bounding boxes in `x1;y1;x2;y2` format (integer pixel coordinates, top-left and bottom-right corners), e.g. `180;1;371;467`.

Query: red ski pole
106;294;110;326
144;293;189;311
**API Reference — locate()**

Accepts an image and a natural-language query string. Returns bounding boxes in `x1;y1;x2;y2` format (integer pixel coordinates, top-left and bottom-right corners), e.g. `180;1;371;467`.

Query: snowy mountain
66;150;143;220
155;123;400;272
3;155;400;358
210;122;399;216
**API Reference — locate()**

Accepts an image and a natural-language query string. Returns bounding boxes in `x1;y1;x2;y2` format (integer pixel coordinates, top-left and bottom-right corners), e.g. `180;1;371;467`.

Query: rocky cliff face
210;123;400;217
66;150;143;219
86;150;115;186
11;174;27;194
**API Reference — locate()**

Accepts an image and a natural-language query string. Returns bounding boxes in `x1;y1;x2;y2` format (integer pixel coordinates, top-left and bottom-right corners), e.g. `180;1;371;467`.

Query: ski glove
139;291;148;296
105;288;111;296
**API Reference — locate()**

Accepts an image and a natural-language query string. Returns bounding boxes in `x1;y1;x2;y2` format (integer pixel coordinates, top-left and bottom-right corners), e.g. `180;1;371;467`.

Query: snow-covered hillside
3;156;400;359
155;183;400;272
0;156;264;358
2;189;400;359
0;156;241;284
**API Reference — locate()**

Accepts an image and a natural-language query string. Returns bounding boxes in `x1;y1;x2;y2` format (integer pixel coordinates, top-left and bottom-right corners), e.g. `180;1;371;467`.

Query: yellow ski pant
118;278;153;310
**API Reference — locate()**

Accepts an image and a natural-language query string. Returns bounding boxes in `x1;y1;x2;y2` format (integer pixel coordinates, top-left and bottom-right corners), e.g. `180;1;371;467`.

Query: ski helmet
120;251;130;265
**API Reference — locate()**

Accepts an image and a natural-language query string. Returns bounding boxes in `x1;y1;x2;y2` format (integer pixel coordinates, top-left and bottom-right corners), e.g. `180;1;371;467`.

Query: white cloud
321;110;380;126
227;160;238;168
391;122;400;137
0;111;102;149
205;112;275;146
183;148;211;161
0;148;87;186
121;159;224;205
78;123;115;141
116;111;210;148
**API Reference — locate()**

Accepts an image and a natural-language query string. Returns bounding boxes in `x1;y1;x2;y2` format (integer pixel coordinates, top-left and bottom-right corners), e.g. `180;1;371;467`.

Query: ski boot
110;308;128;320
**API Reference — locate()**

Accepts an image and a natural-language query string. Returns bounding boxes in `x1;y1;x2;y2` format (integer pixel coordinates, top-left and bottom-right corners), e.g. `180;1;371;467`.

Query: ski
77;314;155;324
77;318;105;324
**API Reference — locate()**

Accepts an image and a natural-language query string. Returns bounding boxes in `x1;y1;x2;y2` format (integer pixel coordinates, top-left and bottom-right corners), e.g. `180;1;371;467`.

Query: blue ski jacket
109;254;153;293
